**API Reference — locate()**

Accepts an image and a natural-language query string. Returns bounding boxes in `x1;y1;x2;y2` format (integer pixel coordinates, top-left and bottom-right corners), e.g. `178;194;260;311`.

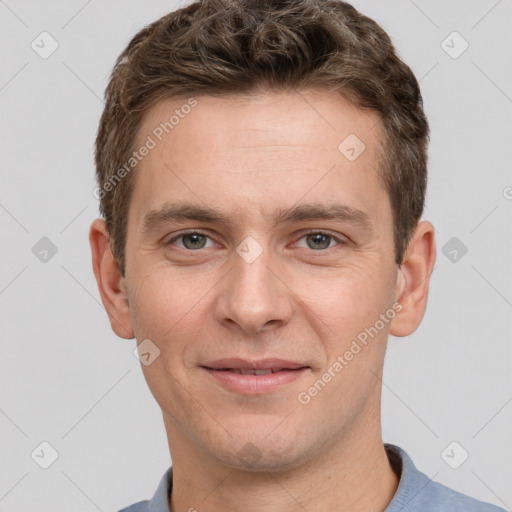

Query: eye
295;231;343;250
166;231;215;250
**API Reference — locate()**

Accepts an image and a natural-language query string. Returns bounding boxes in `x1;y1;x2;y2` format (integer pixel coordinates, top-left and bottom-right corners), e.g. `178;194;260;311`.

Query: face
122;90;402;471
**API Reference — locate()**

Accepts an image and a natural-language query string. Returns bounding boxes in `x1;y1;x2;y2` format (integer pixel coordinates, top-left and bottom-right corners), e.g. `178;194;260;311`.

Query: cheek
296;262;392;330
128;270;216;369
128;274;207;399
292;264;396;380
127;270;193;340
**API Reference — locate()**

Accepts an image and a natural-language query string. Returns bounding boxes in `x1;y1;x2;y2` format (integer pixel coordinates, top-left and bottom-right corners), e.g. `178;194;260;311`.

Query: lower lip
203;367;308;394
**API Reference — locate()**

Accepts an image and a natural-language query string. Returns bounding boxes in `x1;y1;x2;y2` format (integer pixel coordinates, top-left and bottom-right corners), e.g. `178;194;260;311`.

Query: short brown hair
95;0;429;276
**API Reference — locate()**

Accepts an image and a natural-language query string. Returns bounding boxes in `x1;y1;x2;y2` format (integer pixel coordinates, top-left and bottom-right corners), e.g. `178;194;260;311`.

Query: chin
208;431;321;474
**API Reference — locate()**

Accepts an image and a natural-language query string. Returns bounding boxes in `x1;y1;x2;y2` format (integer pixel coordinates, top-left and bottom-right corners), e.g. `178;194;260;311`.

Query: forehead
136;90;381;159
129;90;387;224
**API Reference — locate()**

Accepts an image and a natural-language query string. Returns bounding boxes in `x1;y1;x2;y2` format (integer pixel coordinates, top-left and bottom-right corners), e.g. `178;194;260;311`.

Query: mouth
201;358;310;394
211;368;296;375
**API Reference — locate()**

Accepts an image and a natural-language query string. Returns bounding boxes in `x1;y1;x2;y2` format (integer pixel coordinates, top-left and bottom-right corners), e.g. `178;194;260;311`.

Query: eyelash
165;229;347;250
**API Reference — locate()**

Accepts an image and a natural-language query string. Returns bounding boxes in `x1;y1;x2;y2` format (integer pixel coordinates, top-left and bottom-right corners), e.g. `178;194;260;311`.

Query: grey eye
181;233;208;249
305;233;332;250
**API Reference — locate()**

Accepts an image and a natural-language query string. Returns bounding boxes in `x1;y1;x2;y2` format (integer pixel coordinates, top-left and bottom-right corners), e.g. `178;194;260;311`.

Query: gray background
1;0;511;510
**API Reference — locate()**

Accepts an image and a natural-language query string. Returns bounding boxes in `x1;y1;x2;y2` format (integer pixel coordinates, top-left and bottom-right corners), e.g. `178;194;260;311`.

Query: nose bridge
215;240;291;333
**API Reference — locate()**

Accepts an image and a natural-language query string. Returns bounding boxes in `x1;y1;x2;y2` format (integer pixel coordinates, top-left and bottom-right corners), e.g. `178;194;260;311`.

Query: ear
390;221;436;337
89;218;134;339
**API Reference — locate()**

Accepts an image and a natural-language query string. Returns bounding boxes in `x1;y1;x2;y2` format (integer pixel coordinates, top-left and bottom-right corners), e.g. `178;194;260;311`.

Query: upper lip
202;358;307;371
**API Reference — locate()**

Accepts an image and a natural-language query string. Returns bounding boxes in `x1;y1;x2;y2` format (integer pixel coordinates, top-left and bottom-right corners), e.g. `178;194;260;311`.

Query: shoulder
385;444;506;512
117;501;150;512
117;466;173;512
413;478;506;511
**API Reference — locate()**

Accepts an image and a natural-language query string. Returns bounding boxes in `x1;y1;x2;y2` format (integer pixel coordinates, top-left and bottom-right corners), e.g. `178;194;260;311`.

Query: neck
167;419;398;512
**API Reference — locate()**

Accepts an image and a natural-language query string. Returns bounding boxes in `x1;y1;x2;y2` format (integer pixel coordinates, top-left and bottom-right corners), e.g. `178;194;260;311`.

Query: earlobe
390;221;436;338
89;219;135;339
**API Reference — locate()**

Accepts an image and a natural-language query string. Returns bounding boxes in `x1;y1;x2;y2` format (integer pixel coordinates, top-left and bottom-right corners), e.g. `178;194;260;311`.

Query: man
89;1;505;510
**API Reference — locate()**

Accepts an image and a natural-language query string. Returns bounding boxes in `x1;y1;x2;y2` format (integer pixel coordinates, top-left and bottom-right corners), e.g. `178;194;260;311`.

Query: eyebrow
141;202;372;234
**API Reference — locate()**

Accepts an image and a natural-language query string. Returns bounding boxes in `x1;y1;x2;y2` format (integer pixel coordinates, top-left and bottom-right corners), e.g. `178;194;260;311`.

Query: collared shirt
118;444;506;512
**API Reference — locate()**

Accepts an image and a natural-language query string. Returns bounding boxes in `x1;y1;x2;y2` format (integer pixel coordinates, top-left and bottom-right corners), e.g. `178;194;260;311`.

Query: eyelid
165;229;215;247
292;229;349;247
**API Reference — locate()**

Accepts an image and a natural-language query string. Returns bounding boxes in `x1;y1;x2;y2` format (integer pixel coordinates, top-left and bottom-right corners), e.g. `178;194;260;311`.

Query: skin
90;90;436;512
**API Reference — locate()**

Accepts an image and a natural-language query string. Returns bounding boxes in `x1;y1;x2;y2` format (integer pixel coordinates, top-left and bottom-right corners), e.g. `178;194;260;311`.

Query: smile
201;358;309;394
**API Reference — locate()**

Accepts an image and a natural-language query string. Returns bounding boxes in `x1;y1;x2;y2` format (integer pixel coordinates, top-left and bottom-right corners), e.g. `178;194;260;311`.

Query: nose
214;245;293;335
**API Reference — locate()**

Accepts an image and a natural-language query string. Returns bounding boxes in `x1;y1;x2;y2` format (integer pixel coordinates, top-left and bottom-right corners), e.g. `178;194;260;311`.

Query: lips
201;358;309;394
202;358;307;372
